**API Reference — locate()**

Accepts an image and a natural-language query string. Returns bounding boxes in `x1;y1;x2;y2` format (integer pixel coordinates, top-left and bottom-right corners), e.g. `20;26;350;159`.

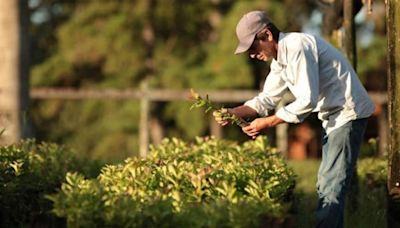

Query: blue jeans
315;118;368;228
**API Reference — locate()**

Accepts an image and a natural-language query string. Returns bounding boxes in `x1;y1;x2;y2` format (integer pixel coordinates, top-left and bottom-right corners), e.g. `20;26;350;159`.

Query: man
213;10;375;228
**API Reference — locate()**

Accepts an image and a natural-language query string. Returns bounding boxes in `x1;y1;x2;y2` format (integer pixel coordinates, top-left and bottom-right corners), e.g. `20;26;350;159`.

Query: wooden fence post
139;82;150;158
276;102;288;157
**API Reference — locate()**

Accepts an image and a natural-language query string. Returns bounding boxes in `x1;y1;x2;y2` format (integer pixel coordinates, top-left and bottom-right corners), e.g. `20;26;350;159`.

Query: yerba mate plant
49;136;295;227
190;89;249;127
0;140;100;227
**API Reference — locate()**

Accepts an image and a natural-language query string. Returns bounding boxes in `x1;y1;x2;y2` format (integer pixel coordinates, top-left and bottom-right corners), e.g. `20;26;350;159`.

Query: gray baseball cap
234;11;270;54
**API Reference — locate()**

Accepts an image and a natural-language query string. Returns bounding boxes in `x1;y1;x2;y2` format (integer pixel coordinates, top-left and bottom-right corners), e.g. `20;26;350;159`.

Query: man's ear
266;29;274;42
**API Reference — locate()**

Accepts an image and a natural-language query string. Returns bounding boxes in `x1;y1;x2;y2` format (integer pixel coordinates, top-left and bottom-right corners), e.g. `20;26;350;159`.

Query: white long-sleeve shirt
244;32;375;134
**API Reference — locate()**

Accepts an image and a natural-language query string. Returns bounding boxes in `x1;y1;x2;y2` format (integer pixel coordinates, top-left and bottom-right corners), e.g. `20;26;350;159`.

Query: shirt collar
276;32;287;66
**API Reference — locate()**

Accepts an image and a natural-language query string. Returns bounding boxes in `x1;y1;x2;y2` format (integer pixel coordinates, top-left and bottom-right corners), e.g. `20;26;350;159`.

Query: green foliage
189;89;215;113
357;36;387;83
31;100;141;162
31;0;225;160
357;157;387;187
49;136;296;227
345;158;387;227
29;0;317;161
289;158;387;228
0;139;101;227
190;89;249;127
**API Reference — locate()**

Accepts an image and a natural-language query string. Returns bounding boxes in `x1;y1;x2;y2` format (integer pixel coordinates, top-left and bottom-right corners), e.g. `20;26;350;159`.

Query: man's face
248;30;277;62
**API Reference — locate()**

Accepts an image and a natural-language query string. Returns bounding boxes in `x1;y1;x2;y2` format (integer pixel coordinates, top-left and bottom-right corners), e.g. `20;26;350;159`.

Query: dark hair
266;23;280;41
255;23;280;41
255;30;268;40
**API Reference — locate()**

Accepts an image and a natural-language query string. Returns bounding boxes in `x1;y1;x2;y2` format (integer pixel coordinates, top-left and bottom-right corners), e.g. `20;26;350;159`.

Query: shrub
357;157;387;188
49;136;296;227
344;158;388;227
0;139;101;227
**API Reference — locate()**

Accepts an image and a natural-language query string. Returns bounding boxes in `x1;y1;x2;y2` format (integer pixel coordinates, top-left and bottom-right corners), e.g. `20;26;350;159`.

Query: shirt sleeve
244;61;288;117
275;45;319;123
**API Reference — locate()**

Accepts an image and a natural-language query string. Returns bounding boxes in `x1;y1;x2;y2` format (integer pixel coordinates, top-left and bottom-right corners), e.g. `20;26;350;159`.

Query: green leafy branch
189;89;215;113
189;89;249;127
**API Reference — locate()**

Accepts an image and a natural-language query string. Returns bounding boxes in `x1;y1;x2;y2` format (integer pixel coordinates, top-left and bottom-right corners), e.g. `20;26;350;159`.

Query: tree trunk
343;0;357;70
318;0;363;48
386;0;400;226
320;0;343;40
0;0;31;145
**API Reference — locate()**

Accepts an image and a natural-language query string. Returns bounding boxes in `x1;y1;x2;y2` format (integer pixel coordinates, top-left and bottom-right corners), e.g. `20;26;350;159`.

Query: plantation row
0;137;387;227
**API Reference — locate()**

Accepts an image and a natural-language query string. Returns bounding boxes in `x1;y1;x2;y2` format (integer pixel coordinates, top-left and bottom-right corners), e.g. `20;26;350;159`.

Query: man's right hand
213;108;231;126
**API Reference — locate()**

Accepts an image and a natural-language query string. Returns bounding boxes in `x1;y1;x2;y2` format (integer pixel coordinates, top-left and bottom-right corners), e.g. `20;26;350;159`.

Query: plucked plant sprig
189;89;214;113
189;89;249;127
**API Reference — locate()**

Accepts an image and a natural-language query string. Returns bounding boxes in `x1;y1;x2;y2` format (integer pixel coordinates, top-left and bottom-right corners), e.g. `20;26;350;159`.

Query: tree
29;0;314;161
386;0;400;226
0;0;31;145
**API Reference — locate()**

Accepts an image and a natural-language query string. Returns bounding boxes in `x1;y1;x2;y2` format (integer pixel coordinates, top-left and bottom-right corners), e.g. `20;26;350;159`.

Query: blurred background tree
28;0;386;162
0;0;31;144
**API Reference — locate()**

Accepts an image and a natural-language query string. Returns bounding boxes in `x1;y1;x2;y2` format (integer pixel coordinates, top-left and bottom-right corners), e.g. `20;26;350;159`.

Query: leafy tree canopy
31;0;386;162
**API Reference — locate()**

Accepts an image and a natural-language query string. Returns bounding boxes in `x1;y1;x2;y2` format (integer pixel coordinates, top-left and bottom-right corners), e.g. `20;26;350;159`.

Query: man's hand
213;106;259;127
213;108;231;126
242;115;284;138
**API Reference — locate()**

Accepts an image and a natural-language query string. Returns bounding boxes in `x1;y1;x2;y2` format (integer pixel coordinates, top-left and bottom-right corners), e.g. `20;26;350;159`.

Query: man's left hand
242;115;284;138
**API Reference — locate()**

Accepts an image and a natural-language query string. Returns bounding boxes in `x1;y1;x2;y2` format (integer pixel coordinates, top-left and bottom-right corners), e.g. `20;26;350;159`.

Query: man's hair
266;23;280;41
255;23;280;42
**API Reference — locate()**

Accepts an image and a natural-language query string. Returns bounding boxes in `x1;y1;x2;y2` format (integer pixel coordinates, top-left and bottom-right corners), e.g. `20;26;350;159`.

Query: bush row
0;137;388;228
48;136;296;227
0;139;101;227
357;157;387;188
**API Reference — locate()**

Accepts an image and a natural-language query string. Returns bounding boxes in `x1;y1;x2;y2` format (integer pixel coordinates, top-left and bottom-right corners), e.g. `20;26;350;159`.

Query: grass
288;159;387;228
288;159;319;228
